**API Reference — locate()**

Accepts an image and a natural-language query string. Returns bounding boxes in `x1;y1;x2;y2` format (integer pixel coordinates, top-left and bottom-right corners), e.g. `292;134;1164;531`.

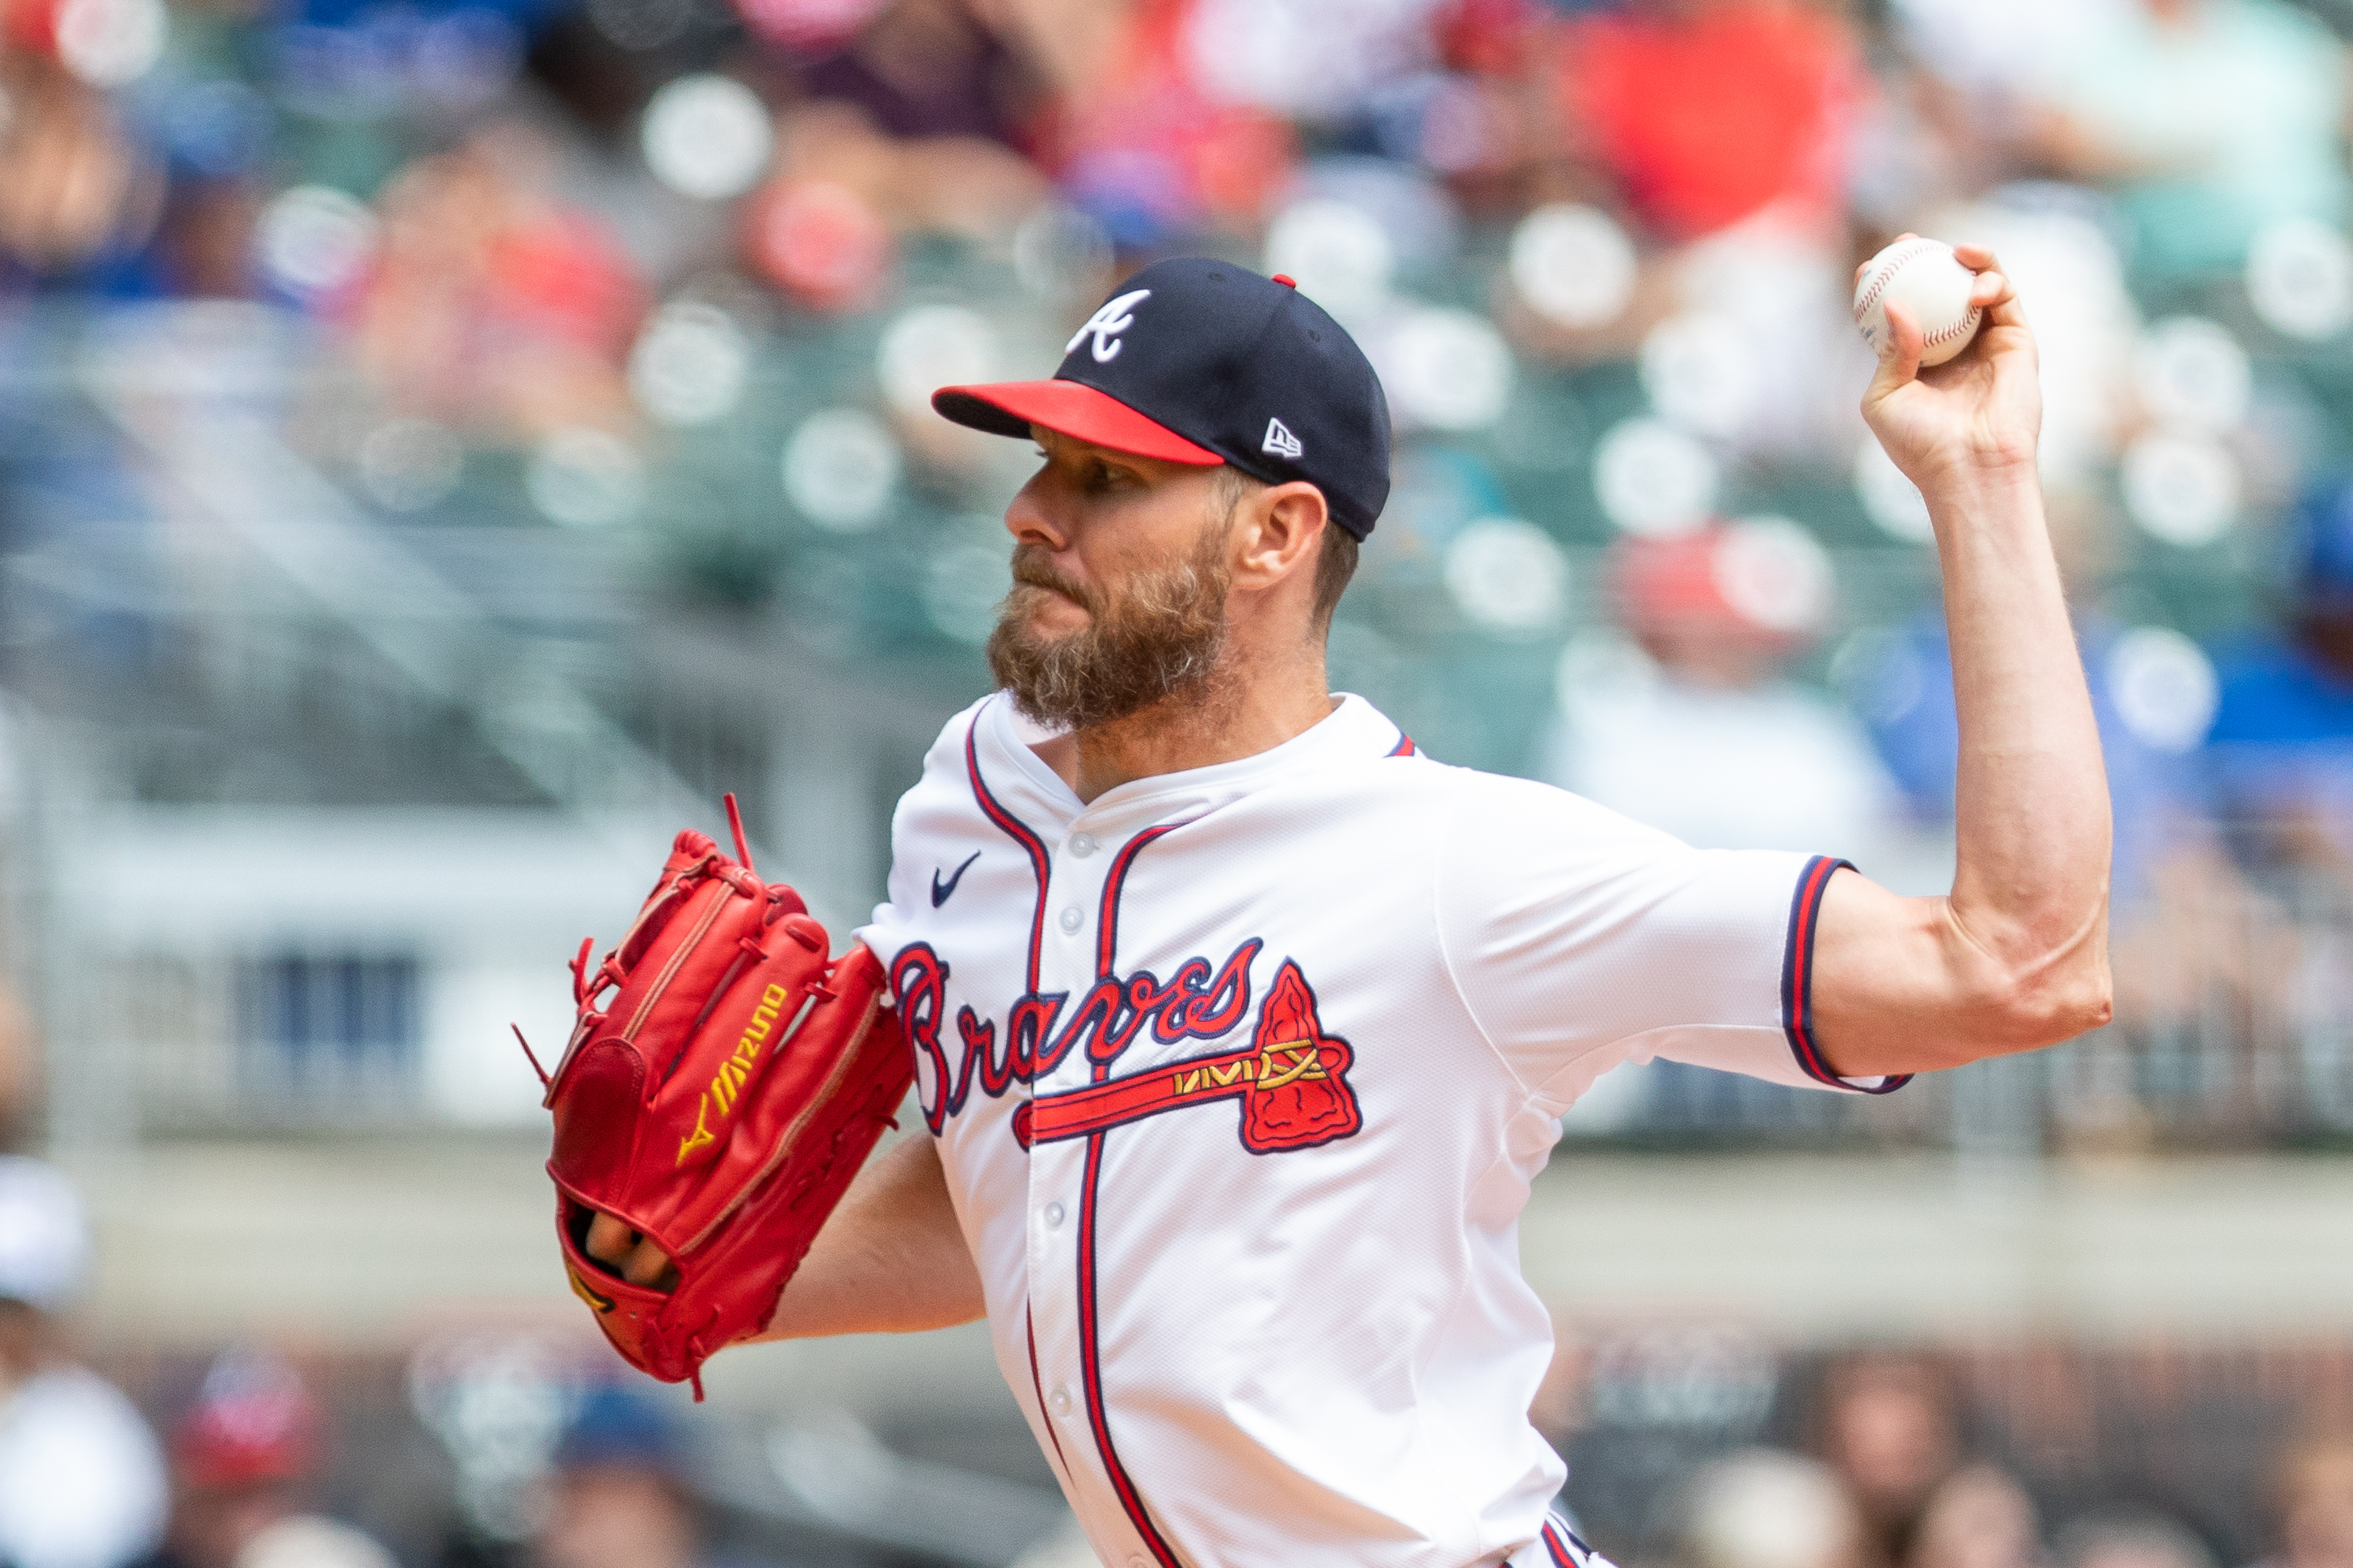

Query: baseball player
584;252;2110;1568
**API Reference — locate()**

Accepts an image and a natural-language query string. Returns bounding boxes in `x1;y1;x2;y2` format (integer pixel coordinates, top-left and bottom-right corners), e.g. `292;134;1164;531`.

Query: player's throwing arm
1807;238;2114;1075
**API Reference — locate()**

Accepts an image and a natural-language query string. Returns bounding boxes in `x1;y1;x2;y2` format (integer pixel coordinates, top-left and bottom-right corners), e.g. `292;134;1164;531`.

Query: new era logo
1262;417;1303;460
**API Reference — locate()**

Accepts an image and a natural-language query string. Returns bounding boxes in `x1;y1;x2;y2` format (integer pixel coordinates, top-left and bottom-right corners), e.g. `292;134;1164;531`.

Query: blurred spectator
2056;1509;2216;1568
1679;1448;1868;1568
1528;1;1871;460
141;1346;394;1568
347;128;646;443
0;51;162;288
0;1157;169;1568
2256;1435;2353;1568
795;0;1050;148
1907;1465;2043;1568
2017;0;2348;285
1555;0;1867;246
1544;521;1906;866
2208;474;2353;876
535;1385;709;1568
1026;0;1295;249
1811;1352;1965;1568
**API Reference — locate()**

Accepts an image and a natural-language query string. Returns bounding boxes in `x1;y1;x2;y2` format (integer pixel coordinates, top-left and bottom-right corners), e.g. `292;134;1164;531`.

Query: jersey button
1068;832;1098;858
1043;1201;1065;1228
1050;1386;1072;1416
1058;905;1084;933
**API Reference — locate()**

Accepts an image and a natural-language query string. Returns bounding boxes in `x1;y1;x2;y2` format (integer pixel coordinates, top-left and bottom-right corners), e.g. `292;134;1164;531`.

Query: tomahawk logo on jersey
858;692;1900;1568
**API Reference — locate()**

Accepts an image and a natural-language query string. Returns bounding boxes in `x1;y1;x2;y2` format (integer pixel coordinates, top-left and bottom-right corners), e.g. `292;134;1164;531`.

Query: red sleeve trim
1781;855;1909;1095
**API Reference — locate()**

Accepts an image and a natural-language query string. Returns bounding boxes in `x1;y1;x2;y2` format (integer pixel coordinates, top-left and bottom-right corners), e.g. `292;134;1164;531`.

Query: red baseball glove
528;800;911;1396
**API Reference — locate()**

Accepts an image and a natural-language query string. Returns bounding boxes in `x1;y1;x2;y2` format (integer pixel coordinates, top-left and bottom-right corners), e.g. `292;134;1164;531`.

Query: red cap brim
931;380;1223;465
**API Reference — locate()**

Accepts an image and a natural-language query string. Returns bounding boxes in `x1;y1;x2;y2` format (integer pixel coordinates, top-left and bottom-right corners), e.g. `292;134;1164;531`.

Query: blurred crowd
1536;1343;2353;1568
9;1143;2353;1568
7;0;2353;915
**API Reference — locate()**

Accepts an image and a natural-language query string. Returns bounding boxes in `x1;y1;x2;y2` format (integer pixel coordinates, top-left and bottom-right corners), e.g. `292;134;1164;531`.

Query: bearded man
586;255;2111;1568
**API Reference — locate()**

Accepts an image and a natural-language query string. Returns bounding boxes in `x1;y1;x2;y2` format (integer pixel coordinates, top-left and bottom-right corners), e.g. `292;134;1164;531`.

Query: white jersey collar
979;690;1400;828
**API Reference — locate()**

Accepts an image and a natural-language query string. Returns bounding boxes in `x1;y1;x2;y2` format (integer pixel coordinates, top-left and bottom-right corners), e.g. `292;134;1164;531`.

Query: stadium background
6;2;2353;1568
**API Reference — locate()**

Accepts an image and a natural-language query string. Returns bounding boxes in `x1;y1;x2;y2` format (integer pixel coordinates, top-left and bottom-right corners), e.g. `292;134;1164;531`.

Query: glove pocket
551;1190;694;1384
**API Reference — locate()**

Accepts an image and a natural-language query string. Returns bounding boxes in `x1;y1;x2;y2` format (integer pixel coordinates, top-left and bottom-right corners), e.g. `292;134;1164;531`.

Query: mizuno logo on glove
677;980;791;1164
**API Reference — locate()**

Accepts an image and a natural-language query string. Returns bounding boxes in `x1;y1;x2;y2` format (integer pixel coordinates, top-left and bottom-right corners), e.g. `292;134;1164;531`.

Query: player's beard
986;522;1234;732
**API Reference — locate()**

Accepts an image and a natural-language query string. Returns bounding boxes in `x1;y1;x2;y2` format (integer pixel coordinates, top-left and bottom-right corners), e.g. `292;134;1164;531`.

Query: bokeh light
55;0;165;86
1509;204;1638;330
2246;217;2353;343
782;408;902;533
641;75;774;201
1594;418;1719;538
878;305;998;417
526;428;646;528
257;186;379;301
1263;198;1395;323
628;301;752;428
2122;430;2241;548
2107;626;2220;754
1640;313;1758;441
1446;519;1568;636
1379;308;1512;432
2134;317;2252;434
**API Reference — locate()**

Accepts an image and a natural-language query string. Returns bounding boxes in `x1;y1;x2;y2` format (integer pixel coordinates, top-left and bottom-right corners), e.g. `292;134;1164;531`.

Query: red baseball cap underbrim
932;380;1223;465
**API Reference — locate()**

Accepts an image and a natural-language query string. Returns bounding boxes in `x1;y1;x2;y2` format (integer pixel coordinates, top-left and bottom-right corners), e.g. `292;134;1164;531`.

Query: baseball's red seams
1853;237;1982;364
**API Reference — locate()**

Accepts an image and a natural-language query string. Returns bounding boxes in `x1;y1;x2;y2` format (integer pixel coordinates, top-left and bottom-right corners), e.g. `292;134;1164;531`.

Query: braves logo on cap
1067;289;1151;364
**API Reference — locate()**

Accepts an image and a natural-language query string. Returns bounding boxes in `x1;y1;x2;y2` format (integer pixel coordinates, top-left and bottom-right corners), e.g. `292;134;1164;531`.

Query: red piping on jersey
1079;1129;1184;1568
1094;823;1186;988
966;705;1052;993
1073;819;1191;1568
1781;855;1909;1095
1025;1304;1069;1477
1387;731;1416;757
1541;1517;1584;1568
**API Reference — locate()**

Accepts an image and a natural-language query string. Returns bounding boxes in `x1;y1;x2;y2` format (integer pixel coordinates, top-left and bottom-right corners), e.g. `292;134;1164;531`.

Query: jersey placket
1023;805;1190;1568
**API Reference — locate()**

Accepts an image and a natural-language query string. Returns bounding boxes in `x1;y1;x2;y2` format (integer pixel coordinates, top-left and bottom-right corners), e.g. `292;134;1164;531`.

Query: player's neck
1038;657;1336;805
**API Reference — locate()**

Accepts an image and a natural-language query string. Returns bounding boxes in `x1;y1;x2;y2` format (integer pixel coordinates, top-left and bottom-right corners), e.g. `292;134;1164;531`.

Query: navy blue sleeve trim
1781;855;1910;1095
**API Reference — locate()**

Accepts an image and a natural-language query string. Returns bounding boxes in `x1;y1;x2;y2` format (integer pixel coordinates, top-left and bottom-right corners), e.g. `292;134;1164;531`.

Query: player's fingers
1968;270;2011;310
1878;299;1926;383
623;1237;678;1290
1951;241;1996;271
585;1210;638;1267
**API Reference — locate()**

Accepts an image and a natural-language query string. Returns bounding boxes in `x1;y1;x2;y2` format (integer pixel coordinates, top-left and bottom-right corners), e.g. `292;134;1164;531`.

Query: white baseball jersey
857;692;1905;1568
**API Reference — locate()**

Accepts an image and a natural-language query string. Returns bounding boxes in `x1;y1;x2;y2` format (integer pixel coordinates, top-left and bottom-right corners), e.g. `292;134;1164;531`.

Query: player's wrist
1913;448;2042;517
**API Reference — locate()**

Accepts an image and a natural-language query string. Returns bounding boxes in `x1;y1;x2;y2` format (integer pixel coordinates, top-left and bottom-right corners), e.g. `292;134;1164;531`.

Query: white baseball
1852;238;1983;368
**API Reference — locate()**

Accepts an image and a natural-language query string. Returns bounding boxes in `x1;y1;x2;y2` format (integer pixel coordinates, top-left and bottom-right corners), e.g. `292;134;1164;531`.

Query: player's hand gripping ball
1853;238;1984;368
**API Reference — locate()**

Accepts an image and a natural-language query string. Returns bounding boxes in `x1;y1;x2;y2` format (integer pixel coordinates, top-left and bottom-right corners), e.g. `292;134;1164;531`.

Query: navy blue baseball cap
932;258;1393;540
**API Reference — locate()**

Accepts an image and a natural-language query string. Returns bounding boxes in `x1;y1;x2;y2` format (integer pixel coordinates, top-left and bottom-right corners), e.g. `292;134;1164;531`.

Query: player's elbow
1971;949;2113;1057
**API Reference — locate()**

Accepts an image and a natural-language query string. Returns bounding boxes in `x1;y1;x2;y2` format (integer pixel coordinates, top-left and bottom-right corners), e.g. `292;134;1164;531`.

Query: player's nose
1003;470;1070;552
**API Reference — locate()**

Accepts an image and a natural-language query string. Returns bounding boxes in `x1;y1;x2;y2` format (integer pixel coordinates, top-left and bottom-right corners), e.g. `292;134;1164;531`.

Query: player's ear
1232;481;1329;593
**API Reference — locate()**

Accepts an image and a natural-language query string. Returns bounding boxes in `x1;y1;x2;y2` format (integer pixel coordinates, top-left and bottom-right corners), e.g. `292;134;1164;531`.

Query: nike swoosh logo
931;851;982;908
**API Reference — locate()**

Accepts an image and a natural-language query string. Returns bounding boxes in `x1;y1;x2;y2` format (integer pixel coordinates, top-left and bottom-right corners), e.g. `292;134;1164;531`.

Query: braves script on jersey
858;693;1905;1568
